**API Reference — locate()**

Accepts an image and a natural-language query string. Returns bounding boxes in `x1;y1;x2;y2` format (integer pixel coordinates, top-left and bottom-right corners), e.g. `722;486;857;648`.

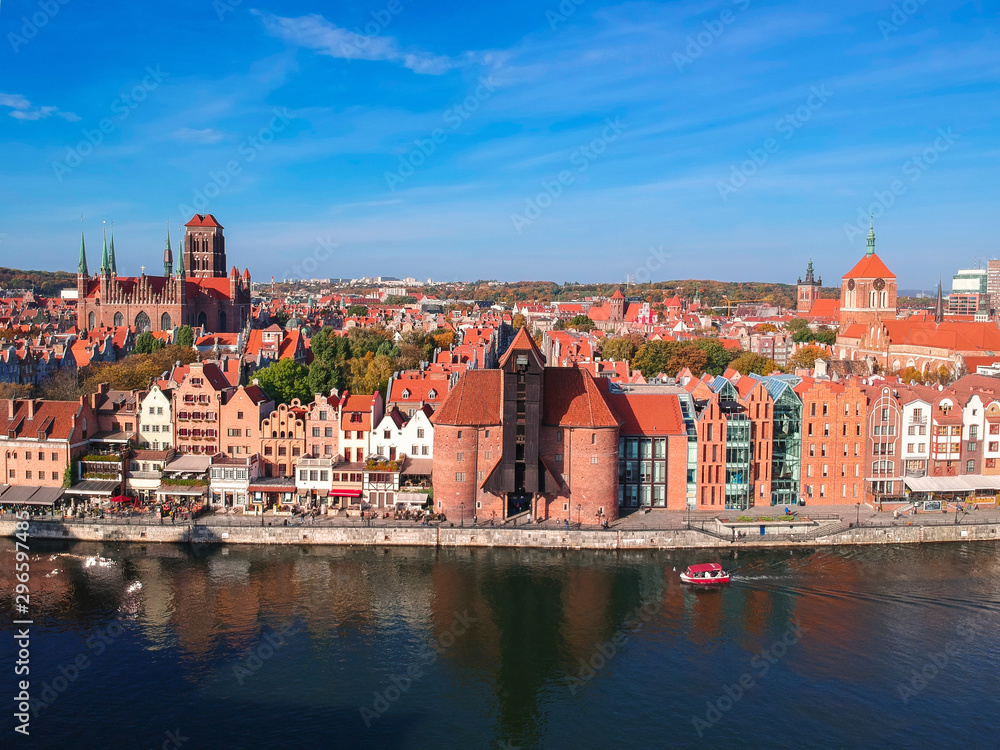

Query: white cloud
0;93;80;121
253;11;456;75
172;127;226;144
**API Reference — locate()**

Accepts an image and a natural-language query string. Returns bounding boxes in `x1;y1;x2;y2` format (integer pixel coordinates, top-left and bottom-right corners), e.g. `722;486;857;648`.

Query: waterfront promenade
3;502;999;551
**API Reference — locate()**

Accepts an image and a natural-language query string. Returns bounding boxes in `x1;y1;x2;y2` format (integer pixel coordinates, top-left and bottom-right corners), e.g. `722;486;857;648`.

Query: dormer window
428;389;437;399
401;389;410;399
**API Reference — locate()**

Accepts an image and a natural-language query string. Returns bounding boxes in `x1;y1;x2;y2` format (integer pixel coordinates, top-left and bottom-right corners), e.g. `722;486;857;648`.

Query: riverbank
4;513;999;550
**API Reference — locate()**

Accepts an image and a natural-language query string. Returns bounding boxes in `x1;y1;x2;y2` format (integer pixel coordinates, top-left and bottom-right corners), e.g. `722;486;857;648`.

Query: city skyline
1;0;998;285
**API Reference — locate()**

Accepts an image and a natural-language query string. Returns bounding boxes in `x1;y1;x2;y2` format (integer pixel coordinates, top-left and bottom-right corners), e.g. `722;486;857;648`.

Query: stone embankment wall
3;518;999;550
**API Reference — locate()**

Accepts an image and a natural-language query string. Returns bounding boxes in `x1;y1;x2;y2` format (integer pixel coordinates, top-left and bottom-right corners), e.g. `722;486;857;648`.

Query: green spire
77;219;88;276
175;236;184;277
109;223;117;274
100;222;110;273
866;216;876;257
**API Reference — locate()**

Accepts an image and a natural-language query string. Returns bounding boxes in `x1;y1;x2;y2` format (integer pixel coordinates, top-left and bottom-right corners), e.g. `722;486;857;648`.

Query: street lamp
577;503;582;528
460;502;465;527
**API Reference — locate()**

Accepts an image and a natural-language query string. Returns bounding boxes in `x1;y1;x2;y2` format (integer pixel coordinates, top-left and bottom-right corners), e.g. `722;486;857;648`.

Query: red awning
329;489;363;497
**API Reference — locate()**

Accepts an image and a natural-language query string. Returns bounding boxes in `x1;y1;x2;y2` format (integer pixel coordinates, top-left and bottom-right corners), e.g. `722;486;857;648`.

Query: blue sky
0;0;997;288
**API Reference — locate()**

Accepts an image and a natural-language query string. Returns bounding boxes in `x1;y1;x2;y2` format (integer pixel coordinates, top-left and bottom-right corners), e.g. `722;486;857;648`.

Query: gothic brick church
76;214;251;334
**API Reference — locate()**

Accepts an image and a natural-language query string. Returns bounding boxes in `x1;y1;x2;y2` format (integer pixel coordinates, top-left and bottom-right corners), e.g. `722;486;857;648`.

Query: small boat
680;562;730;585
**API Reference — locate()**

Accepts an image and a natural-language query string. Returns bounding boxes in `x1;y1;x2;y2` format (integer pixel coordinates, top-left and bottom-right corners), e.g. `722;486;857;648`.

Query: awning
904;475;1000;493
0;485;65;506
329;489;363;497
156;485;207;497
64;480;120;497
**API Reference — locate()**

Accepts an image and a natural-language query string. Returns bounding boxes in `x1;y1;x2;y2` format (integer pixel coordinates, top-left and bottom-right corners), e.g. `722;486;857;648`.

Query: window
8;470;13;478
457;430;463;439
313;428;321;437
455;472;466;482
591;456;598;464
456;452;464;461
591;433;596;444
417;428;425;439
555;453;563;463
325;427;334;438
51;453;57;461
967;460;975;473
968;442;978;452
485;430;490;438
264;446;273;456
52;472;58;480
25;471;31;479
411;445;418;455
970;425;979;440
319;410;327;421
26;451;32;460
383;430;391;439
421;446;428;455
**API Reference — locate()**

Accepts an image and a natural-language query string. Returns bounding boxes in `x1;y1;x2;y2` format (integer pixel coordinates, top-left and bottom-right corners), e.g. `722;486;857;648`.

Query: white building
900;397;931;478
209;454;260;508
138;385;174;451
296;457;334;507
370;405;434;461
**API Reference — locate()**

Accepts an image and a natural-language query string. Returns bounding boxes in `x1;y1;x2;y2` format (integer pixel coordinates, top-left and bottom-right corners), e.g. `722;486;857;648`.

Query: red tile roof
605;392;684;434
499;326;545;368
185;214;223;228
843;253;896;279
542;368;619;427
431;370;502;426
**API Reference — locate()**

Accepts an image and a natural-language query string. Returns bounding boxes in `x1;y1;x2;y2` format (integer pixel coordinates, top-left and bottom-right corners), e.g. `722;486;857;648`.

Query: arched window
113;312;124;327
219;310;227;332
88;311;95;329
161;313;171;330
197;311;207;329
869;290;877;308
135;311;150;332
880;291;888;308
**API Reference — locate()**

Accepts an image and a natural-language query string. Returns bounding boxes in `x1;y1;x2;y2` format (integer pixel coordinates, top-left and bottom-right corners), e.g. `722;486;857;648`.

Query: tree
273;310;291;328
567;314;594;332
788;345;827;371
601;336;638;363
786;318;809;334
383;295;417;305
756;323;779;333
512;313;527;329
175;325;194;348
347;305;368;318
134;331;164;354
694;338;739;375
348;352;396;395
348;325;392;358
729;352;781;376
255;358;311;405
36;369;81;401
429;330;455;350
666;344;708;377
306;359;345;397
0;382;33;400
632;341;673;377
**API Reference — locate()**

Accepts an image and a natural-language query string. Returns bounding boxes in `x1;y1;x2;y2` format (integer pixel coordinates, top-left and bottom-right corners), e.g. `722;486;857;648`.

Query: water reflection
2;540;999;749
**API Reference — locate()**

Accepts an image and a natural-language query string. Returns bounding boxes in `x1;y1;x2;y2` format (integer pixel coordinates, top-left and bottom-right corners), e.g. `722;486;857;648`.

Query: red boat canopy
687;563;723;573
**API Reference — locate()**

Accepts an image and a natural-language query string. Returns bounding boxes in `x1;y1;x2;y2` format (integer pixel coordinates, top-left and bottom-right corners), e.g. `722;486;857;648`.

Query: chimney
8;400;15;420
27;399;36;420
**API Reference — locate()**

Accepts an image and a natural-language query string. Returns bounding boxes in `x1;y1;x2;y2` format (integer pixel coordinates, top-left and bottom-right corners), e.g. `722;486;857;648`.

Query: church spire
100;222;110;274
175;232;184;277
934;278;944;325
805;258;815;284
866;216;876;257
78;218;88;276
109;222;117;275
163;221;173;277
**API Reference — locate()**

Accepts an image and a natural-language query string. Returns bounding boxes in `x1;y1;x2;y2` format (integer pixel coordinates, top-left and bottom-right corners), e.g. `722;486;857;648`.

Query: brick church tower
839;219;897;331
797;259;821;314
183;214;227;277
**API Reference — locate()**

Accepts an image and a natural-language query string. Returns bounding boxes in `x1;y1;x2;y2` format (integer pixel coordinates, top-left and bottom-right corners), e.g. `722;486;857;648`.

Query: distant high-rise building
986;260;1000;312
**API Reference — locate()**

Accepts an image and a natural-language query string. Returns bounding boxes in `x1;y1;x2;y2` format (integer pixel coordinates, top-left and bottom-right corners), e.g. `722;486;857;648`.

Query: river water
2;539;999;749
